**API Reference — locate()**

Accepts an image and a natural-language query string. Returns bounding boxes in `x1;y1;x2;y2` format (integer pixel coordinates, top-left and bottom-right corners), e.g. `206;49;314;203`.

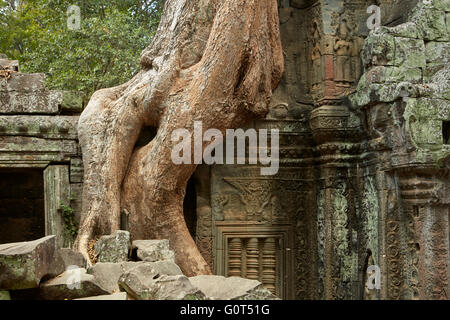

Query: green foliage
0;0;163;104
59;202;78;247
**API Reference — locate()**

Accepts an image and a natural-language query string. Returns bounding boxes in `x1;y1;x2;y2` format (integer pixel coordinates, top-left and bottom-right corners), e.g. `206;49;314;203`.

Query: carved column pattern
296;209;309;299
405;205;420;300
228;238;243;277
262;237;277;294
386;219;402;300
246;238;260;280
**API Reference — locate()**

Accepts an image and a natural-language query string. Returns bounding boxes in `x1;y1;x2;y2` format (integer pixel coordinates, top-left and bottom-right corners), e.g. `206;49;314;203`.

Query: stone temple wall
349;0;450;300
0;0;448;300
196;0;449;300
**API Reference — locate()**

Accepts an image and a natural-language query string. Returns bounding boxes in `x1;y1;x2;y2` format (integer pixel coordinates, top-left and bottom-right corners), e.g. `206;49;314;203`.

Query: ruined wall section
0;57;84;248
350;0;450;300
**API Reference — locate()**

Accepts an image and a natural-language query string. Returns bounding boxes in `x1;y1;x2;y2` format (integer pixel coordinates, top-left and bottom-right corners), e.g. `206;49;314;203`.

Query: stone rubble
0;234;278;300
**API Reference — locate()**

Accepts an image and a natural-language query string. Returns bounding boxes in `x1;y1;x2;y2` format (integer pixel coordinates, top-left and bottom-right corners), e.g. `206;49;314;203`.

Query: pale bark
75;0;284;276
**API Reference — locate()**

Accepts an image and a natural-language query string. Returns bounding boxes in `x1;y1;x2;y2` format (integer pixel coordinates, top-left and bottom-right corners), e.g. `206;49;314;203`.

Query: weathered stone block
428;68;450;100
132;239;175;262
365;66;422;84
40;267;109;300
425;41;450;68
117;261;186;300
0;73;45;92
0;236;65;290
189;275;279;300
119;268;204;300
0;90;61;114
393;37;426;69
147;275;205;300
95;230;131;263
414;7;448;41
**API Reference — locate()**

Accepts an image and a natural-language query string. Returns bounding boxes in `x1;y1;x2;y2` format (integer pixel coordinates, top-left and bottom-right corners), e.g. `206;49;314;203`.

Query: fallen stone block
40;268;109;300
94;230;130;263
118;262;200;300
87;260;183;294
132;239;175;262
120;273;205;301
189;275;279;300
87;262;123;293
120;260;182;277
0;236;65;290
149;275;206;300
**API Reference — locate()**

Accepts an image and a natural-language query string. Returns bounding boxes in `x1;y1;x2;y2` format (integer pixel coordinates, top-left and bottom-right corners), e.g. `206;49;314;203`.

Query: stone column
397;171;449;300
44;165;70;248
310;104;363;299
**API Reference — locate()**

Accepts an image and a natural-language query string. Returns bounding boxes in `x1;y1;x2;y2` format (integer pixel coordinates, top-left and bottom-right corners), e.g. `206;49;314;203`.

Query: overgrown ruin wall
195;0;449;300
0;0;448;300
0;54;84;248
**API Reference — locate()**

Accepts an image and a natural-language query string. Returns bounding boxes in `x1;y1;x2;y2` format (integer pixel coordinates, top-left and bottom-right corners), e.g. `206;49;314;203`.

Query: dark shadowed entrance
0;169;45;244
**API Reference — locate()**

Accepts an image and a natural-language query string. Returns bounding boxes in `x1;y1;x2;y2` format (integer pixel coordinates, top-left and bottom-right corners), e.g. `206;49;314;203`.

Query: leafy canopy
0;0;163;103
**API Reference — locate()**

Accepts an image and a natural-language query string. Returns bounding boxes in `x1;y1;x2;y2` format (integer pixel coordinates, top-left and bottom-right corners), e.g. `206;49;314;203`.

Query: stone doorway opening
0;168;45;244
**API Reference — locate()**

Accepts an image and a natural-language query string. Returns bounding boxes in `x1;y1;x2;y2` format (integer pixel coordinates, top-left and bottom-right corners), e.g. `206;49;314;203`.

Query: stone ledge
0;115;79;139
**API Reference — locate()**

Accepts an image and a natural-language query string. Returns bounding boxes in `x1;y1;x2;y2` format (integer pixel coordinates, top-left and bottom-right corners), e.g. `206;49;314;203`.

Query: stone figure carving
334;19;353;84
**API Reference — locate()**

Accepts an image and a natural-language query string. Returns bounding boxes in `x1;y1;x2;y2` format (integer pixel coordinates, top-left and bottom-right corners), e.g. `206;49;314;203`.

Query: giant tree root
74;0;283;276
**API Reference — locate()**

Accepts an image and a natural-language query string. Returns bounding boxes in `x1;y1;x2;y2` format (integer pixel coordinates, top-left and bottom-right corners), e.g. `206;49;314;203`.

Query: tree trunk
74;0;284;276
